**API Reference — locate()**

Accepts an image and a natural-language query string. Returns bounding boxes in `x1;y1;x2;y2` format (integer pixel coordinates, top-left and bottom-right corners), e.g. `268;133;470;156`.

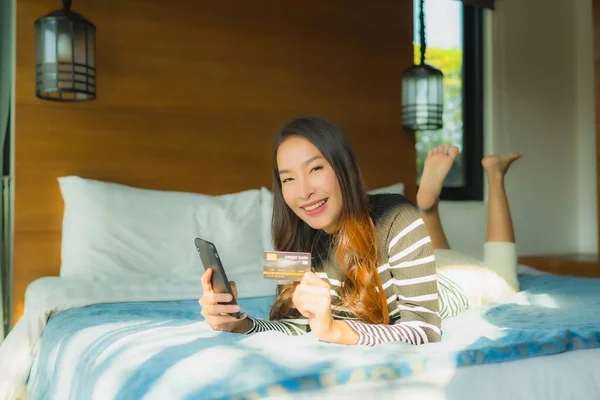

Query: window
414;0;484;201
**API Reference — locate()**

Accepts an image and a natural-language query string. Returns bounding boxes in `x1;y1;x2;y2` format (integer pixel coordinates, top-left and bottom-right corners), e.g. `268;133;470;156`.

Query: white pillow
58;176;263;280
260;187;275;252
259;183;405;252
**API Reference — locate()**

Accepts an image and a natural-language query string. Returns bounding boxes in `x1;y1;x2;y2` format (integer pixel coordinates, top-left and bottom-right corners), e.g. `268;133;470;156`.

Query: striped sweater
246;193;442;346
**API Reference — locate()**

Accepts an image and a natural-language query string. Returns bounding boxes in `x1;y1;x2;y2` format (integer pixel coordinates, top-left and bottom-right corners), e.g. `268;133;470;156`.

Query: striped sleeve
346;205;441;346
244;316;309;336
244;285;309;336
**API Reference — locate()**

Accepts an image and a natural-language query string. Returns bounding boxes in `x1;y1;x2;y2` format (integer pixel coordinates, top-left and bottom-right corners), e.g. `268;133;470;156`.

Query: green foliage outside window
414;45;464;187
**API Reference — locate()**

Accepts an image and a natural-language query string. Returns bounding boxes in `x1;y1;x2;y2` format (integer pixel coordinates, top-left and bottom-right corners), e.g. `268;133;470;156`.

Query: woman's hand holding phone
199;268;253;333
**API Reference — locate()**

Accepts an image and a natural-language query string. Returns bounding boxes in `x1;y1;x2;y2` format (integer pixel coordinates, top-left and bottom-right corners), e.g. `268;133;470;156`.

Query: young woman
199;116;441;346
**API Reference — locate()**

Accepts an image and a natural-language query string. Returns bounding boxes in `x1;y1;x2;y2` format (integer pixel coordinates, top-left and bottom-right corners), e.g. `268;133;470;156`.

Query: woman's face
276;136;343;234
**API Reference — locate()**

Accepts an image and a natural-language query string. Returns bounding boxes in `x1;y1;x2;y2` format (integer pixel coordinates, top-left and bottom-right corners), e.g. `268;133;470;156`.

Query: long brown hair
268;116;389;325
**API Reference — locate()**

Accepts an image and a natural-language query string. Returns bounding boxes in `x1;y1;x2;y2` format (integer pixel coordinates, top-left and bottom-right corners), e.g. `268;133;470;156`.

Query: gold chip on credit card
263;251;311;281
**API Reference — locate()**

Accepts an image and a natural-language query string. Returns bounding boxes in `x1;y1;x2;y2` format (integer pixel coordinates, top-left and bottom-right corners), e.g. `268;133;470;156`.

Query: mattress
11;274;600;400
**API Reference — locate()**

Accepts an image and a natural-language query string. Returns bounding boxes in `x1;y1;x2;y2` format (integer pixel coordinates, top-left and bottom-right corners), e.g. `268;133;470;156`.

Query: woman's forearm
231;317;255;334
323;320;359;345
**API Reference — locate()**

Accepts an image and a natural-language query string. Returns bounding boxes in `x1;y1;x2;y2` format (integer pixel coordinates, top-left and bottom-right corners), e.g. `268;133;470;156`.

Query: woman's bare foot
481;152;522;178
417;144;460;212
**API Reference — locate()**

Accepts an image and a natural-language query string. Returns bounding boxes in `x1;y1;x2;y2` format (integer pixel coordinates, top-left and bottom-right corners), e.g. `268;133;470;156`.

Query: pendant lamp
402;0;443;131
34;0;96;102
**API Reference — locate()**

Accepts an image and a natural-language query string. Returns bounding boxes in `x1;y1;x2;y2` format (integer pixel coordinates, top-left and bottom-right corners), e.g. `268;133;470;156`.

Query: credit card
263;251;311;281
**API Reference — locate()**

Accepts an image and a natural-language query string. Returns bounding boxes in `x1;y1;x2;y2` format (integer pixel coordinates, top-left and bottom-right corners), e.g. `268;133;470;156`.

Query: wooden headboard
13;0;416;325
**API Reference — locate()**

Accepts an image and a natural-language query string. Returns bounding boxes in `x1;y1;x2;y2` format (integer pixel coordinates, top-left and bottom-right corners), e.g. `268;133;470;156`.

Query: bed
2;268;600;399
1;177;599;400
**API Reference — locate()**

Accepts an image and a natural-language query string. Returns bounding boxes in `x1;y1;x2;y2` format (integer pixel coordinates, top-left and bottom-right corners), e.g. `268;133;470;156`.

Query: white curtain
0;0;15;341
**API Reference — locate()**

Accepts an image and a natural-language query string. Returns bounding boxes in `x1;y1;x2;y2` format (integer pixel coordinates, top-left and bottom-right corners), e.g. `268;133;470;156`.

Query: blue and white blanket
1;274;600;400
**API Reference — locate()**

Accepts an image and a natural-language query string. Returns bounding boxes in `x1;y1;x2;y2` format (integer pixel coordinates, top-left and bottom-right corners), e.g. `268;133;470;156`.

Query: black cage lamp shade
402;0;444;131
34;0;96;102
402;64;443;131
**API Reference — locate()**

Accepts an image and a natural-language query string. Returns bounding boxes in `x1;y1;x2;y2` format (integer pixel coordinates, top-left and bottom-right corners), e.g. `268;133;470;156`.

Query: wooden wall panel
14;0;415;324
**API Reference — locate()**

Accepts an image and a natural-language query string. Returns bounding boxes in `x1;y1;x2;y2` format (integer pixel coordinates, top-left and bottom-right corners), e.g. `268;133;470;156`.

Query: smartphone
194;238;242;319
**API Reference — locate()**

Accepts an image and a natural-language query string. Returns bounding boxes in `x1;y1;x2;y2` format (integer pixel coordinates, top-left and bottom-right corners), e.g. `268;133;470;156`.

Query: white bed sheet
0;272;275;400
285;348;600;400
0;266;598;400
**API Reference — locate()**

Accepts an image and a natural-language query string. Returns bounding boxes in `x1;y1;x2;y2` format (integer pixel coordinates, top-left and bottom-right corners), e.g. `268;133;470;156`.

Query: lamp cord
63;0;72;12
419;0;426;65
